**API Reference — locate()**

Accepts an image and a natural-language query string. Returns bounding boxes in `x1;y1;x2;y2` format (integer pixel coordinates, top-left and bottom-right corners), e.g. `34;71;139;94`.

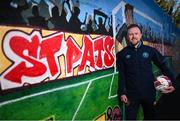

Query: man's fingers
120;95;128;103
162;86;175;93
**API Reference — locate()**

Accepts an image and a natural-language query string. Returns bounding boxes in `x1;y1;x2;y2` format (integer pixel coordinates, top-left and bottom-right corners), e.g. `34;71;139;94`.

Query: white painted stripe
134;8;162;28
112;0;126;41
108;72;119;99
112;1;126;14
109;94;118;99
72;81;92;121
109;73;115;98
0;72;115;107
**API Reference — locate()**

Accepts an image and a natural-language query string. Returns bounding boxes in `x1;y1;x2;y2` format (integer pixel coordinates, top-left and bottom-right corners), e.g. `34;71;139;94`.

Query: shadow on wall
172;40;180;73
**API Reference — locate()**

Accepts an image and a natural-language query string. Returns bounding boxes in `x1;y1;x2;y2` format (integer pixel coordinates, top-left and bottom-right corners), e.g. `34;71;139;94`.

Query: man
116;24;178;120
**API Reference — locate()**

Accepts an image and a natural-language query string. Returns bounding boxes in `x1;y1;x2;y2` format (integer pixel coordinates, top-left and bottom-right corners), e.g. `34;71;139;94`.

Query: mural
0;0;179;120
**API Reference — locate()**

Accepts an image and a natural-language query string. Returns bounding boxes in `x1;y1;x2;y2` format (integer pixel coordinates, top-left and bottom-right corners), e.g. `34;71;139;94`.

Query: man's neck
133;41;142;48
134;44;138;48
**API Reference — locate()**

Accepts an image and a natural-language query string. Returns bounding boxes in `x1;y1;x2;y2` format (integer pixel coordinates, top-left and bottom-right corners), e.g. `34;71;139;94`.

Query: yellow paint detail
41;29;57;36
90;34;102;39
143;41;149;45
115;40;123;53
95;114;106;121
73;67;79;76
58;55;66;79
41;115;55;121
85;66;91;73
65;33;83;48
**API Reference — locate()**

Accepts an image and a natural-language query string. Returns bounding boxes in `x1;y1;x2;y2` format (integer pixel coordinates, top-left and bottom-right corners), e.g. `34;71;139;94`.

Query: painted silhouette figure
0;0;29;25
47;0;69;31
28;5;48;28
93;9;108;35
67;0;86;33
58;0;70;31
69;6;82;32
108;15;113;36
86;15;94;34
48;6;62;29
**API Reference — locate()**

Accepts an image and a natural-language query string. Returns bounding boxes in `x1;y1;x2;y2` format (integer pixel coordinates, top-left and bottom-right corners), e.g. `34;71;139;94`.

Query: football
154;75;172;92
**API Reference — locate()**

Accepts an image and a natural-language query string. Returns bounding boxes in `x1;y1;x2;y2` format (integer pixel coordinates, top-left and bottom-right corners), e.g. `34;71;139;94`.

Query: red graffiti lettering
94;37;104;69
66;37;82;74
5;35;46;84
104;36;114;67
40;34;63;76
79;36;95;72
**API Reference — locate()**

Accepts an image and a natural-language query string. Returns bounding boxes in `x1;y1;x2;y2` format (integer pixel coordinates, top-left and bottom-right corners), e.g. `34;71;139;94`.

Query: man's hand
161;86;175;94
120;95;129;105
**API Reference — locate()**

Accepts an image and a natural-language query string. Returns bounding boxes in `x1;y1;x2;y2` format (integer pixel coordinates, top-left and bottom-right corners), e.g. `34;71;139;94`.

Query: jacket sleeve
151;48;179;89
116;52;127;96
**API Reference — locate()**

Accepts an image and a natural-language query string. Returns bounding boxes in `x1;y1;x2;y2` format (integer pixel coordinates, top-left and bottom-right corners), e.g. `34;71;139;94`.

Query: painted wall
0;0;179;120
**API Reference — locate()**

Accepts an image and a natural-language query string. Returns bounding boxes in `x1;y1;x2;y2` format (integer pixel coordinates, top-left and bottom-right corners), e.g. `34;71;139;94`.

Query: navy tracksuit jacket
116;41;177;101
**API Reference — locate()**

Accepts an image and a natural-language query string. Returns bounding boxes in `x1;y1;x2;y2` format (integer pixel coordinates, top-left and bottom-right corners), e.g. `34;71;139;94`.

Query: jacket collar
128;40;143;49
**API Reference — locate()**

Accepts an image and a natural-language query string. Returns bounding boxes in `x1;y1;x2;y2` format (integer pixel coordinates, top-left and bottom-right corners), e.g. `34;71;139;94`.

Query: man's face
127;27;142;46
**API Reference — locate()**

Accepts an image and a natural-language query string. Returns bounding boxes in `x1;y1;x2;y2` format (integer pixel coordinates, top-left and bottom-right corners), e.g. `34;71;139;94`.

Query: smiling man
116;24;178;120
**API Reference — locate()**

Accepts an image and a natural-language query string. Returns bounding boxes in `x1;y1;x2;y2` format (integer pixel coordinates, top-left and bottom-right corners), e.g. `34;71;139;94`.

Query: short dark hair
127;24;142;33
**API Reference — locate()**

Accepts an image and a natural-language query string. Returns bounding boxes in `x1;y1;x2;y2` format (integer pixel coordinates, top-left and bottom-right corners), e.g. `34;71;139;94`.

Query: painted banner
0;26;115;90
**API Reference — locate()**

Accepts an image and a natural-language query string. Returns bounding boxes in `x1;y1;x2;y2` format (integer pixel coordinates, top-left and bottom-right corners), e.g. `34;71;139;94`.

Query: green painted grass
0;68;119;120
